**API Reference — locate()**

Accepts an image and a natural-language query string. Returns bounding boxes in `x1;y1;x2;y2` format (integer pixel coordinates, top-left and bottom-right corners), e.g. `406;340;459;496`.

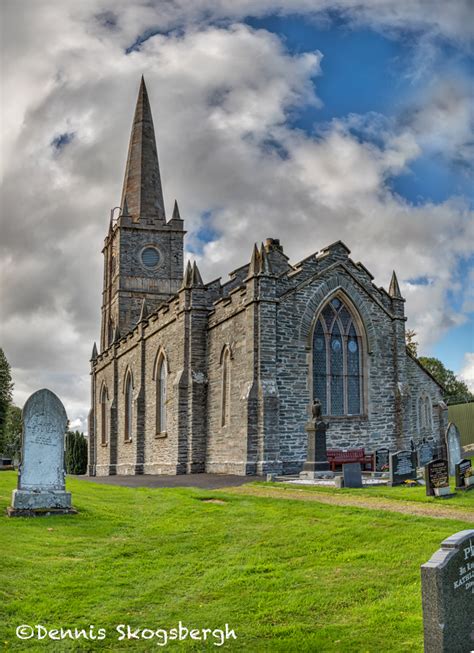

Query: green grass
0;472;472;652
265;478;474;508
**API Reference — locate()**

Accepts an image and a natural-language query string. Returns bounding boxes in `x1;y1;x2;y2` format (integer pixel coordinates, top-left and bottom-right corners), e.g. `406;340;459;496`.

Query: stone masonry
88;79;447;477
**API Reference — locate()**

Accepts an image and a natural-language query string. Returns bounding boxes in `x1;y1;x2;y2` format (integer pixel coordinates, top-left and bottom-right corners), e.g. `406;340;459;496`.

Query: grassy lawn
0;472;472;653
264;478;474;509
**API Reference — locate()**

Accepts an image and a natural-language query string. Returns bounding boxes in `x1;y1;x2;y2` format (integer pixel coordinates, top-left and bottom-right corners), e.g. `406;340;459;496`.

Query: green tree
405;329;418;357
65;430;88;475
418;356;474;404
1;405;22;459
0;348;14;445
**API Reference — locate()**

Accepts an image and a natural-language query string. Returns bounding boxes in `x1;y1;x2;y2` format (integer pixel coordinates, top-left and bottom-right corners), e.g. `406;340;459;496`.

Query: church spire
389;270;403;299
120;76;165;223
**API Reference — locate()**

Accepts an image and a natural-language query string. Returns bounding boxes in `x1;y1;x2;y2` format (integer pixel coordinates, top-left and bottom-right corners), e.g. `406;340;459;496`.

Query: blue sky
246;13;473;371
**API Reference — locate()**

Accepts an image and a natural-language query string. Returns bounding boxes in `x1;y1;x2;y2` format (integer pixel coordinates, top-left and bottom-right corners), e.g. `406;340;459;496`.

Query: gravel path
223;485;474;522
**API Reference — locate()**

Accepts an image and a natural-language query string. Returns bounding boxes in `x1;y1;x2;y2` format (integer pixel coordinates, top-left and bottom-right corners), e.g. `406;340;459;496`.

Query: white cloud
0;1;472;431
458;353;474;392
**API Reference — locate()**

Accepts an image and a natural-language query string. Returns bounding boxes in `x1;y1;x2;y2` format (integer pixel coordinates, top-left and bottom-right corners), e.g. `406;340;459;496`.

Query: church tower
100;77;185;351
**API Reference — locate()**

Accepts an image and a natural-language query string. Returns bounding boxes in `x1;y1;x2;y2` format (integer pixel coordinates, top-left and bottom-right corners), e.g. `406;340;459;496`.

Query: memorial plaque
425;459;450;497
446;423;462;476
374;448;390;472
418;440;434;467
421;529;474;652
389;450;417;485
7;388;76;516
343;462;363;488
455;459;473;491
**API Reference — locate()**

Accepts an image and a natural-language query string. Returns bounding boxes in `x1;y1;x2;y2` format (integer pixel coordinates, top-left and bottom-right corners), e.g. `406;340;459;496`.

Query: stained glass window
124;373;133;441
156;357;167;434
312;297;363;415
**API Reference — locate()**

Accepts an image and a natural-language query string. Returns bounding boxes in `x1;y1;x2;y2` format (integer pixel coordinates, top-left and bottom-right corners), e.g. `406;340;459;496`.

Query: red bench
327;448;373;472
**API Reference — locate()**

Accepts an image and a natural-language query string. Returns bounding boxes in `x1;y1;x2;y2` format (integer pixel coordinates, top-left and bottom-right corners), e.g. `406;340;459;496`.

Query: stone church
88;78;447;476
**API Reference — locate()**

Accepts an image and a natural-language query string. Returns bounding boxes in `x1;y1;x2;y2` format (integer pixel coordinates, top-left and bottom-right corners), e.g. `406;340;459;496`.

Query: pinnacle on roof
120;76;165;223
192;261;204;286
389;270;403;299
91;342;98;361
181;261;193;289
138;298;148;322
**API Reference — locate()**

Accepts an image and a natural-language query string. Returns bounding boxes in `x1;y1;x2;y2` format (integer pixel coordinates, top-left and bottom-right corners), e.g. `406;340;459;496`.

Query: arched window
156;356;167;434
124;372;133;441
100;385;108;445
221;347;231;426
313;297;363;416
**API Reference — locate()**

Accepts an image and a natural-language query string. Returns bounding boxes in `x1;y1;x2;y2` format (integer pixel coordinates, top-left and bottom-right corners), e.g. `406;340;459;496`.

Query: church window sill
155;431;167;439
124;438;132;444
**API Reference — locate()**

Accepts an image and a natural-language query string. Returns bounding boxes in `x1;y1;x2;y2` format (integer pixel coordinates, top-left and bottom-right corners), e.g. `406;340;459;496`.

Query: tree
1;405;22;459
418;356;474;404
405;329;418;357
0;348;14;445
65;430;88;475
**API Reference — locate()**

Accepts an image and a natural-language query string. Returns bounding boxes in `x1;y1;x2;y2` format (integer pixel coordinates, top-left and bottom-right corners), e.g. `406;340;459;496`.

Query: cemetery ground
0;472;472;653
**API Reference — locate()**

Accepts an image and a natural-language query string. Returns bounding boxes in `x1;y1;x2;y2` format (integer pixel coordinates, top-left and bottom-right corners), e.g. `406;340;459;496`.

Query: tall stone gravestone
300;399;333;479
374;448;390;472
389;450;417;486
455;459;473;491
446;423;462;477
421;529;474;653
417;439;434;467
7;389;75;516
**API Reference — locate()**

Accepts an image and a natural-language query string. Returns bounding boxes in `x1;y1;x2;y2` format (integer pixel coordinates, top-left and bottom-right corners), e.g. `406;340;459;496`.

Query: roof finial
191;261;204;286
138;298;148;322
91;342;98;361
389;270;403;299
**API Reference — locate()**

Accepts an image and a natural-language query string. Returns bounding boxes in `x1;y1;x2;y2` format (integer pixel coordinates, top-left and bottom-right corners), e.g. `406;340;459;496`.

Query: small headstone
343;462;362;488
389;450;417;485
425;459;451;497
374;448;390;472
446;423;462;476
421;529;474;652
7;389;76;517
455;459;473;491
418;440;434;467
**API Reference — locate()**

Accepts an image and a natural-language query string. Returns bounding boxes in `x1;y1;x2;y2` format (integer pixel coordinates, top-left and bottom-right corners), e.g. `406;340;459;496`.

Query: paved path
78;473;259;490
223;485;474;522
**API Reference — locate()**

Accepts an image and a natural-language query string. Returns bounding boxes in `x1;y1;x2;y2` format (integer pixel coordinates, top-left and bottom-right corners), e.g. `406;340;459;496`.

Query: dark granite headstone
446;423;462;476
374;448;390;472
418;440;434;467
421;529;474;652
455;459;473;491
425;459;450;497
343;462;363;488
389;450;417;485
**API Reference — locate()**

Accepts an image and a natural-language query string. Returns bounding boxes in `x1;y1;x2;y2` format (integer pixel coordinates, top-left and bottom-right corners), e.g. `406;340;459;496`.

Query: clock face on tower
140;246;161;269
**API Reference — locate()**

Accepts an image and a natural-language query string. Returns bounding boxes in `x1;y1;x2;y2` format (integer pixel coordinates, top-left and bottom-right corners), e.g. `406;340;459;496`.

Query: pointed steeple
138;298;148;322
120;76;165;223
191;261;204;286
181;261;193;289
91;342;98;361
389;270;403;299
248;243;262;276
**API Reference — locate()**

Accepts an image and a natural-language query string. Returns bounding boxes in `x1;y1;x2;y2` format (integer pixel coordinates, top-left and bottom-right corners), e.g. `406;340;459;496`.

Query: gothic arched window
221;347;231;427
124;372;133;441
100;385;108;445
313;297;363;416
156;355;167;434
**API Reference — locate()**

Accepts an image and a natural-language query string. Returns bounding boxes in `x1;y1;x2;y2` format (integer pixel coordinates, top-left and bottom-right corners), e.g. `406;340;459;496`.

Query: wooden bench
327;448;373;472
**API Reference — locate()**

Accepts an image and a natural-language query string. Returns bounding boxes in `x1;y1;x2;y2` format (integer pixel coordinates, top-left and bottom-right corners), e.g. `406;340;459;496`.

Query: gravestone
343;462;362;488
374;448;390;472
455;459;473;491
425;459;450;497
7;389;76;516
418;440;434;467
300;399;333;479
421;529;474;652
446;423;462;477
389;450;417;486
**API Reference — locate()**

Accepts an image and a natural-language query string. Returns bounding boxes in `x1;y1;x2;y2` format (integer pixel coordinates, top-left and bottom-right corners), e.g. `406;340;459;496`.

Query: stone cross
421;530;474;652
7;388;76;516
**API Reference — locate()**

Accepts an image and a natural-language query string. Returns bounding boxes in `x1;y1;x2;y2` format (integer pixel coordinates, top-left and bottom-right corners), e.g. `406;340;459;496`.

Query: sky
0;0;473;431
